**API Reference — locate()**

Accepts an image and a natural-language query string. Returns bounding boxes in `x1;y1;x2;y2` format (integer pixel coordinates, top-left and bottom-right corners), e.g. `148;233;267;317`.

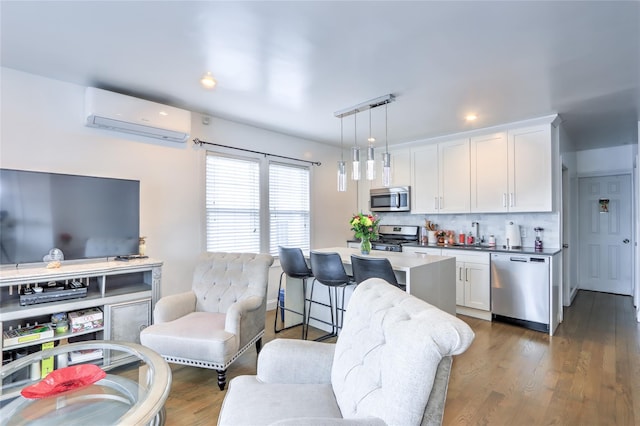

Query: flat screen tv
0;169;140;265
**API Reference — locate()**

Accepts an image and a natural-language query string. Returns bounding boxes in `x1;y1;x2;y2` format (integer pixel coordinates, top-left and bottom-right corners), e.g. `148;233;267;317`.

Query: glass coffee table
0;340;171;426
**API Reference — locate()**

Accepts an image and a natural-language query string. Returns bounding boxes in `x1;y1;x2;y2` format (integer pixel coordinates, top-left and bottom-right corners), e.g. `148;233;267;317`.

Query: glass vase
360;236;371;255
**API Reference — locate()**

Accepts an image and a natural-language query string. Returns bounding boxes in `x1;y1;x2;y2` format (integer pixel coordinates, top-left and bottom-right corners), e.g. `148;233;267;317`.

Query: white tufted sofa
140;252;274;390
218;277;475;425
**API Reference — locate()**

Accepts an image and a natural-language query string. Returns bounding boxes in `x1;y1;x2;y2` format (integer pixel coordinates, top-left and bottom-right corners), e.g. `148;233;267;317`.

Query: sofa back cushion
331;278;474;425
192;252;273;313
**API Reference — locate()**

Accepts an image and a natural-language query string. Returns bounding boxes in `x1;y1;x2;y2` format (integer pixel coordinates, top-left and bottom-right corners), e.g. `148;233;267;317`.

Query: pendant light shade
366;146;376;180
352;113;361;181
337;160;347;191
337;117;347;192
382;152;391;187
351;146;361;181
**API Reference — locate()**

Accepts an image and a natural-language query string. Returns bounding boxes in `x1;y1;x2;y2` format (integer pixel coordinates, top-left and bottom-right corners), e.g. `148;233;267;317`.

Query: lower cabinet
445;250;491;320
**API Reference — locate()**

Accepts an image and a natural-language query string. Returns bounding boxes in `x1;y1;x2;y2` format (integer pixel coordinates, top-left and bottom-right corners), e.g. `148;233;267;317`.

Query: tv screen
0;169;140;265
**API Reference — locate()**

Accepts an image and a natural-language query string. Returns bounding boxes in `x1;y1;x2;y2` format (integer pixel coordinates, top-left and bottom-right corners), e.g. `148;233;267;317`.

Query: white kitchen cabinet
411;139;470;214
470;125;552;213
470;132;509;212
507;125;552;212
389;148;411;187
411;144;439;213
447;249;490;320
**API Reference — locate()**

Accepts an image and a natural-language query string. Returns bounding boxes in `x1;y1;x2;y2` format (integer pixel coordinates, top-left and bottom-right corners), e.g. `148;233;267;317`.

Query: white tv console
0;258;162;365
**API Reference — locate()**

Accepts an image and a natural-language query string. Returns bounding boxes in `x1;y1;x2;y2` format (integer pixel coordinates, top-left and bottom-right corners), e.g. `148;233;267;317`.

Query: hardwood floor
164;290;640;425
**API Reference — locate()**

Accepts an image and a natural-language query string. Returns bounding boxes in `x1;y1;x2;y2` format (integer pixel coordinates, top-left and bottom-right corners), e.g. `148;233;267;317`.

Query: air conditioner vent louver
84;87;191;143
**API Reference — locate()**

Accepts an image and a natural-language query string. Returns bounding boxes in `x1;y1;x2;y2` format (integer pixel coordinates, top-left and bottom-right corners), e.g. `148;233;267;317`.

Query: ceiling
1;1;638;151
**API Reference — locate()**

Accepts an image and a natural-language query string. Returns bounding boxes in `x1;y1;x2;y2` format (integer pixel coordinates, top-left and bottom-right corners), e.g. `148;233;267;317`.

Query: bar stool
274;246;313;339
350;254;405;290
307;251;354;341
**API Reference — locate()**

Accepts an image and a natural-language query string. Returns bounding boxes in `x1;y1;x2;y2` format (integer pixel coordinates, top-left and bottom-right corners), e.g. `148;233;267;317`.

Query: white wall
577;145;636;175
0;67;355;299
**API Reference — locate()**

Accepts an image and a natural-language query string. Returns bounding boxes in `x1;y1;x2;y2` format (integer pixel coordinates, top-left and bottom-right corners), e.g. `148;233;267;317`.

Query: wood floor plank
163;290;640;425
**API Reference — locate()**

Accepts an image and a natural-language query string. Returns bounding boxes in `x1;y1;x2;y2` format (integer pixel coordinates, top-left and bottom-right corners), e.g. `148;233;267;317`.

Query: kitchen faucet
471;222;480;245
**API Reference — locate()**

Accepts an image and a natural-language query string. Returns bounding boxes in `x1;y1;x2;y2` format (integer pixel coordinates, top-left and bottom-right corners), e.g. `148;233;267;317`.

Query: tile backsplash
377;212;560;249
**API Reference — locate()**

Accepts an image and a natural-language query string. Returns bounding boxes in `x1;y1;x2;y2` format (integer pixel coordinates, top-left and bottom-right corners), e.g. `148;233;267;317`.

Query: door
578;175;633;295
464;262;490;311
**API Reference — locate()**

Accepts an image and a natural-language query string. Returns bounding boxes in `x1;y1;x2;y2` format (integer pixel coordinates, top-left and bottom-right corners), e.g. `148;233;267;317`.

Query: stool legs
305;279;346;342
274;272;307;339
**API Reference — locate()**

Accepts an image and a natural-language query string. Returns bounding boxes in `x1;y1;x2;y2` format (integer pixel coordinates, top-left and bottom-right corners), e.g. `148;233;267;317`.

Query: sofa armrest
257;339;335;384
153;291;196;323
270;417;386;425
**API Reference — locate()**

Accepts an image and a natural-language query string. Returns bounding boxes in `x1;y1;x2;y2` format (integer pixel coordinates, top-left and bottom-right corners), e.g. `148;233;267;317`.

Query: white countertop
313;247;452;271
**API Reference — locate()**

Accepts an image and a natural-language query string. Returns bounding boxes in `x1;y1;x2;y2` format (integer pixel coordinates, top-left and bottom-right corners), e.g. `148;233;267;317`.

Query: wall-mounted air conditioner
84;87;191;143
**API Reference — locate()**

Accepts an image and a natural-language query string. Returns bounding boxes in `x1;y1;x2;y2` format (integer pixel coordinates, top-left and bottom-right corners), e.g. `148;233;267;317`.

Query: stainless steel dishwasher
490;253;550;333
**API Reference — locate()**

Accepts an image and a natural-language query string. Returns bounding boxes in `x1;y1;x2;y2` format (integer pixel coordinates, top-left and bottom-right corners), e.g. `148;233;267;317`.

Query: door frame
576;171;636;297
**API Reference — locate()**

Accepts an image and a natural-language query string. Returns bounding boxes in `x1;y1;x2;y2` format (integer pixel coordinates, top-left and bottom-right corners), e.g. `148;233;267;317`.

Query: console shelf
0;258;162;365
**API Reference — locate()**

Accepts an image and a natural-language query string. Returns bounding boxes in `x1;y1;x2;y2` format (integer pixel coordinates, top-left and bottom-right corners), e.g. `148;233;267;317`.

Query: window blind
269;162;310;255
206;154;260;253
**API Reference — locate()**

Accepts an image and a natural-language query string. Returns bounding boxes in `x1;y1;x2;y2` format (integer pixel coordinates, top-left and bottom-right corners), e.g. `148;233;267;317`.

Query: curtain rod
193;138;321;166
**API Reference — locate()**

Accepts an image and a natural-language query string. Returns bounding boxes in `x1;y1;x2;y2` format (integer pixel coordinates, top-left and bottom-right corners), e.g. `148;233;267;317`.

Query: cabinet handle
459;267;463;281
509;193;514;207
503;193;507;207
435;197;438;210
439;197;443;210
465;268;469;282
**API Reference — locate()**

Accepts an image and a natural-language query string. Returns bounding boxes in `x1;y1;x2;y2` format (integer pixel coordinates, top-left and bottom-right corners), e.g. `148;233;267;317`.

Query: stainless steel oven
370;187;410;212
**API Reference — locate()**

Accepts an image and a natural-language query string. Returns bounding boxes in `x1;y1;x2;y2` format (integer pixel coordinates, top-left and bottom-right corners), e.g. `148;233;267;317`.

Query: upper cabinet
470;132;509;212
507;125;552;212
411;139;470;214
470;124;552;213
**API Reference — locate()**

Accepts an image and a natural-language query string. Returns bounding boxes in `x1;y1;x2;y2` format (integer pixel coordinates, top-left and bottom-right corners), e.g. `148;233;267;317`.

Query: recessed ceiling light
465;114;478;121
159;111;168;116
200;72;217;89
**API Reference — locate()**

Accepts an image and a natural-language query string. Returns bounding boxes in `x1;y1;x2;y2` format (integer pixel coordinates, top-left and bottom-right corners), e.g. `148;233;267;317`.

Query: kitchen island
281;247;456;332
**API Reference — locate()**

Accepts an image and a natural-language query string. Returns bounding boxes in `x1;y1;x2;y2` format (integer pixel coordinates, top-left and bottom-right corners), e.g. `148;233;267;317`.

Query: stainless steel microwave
370;186;411;212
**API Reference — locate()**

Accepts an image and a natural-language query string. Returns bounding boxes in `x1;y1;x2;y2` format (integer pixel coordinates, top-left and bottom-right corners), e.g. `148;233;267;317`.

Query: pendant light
382;103;392;187
366;108;376;180
351;112;361;181
337;117;347;192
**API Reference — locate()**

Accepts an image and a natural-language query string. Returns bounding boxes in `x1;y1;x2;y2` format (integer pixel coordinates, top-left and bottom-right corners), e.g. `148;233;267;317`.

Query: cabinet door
455;261;465;306
390;148;411;187
411;145;439;214
439;139;470;213
470;132;508;212
464;262;490;310
508;125;552;212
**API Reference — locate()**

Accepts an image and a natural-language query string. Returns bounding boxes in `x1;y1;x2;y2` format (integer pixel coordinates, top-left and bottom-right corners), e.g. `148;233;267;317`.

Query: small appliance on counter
505;220;522;249
534;227;544;251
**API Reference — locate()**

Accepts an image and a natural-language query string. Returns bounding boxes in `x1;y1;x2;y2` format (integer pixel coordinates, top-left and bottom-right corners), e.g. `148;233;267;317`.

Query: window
269;162;310;255
205;154;260;253
205;152;310;255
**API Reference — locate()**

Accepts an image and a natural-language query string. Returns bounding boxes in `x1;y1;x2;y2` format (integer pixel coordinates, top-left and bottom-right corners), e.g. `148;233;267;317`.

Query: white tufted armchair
218;278;475;425
140;252;274;390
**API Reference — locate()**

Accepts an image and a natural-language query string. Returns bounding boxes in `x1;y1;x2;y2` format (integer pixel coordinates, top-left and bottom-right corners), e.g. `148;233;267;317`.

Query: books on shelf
68;348;103;364
68;308;104;333
3;324;54;347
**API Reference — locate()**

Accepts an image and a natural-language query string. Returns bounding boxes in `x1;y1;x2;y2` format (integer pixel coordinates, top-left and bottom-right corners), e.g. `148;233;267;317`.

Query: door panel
578;175;632;295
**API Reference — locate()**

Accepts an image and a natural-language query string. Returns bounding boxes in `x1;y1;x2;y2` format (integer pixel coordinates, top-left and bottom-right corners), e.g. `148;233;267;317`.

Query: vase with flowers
350;213;380;255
